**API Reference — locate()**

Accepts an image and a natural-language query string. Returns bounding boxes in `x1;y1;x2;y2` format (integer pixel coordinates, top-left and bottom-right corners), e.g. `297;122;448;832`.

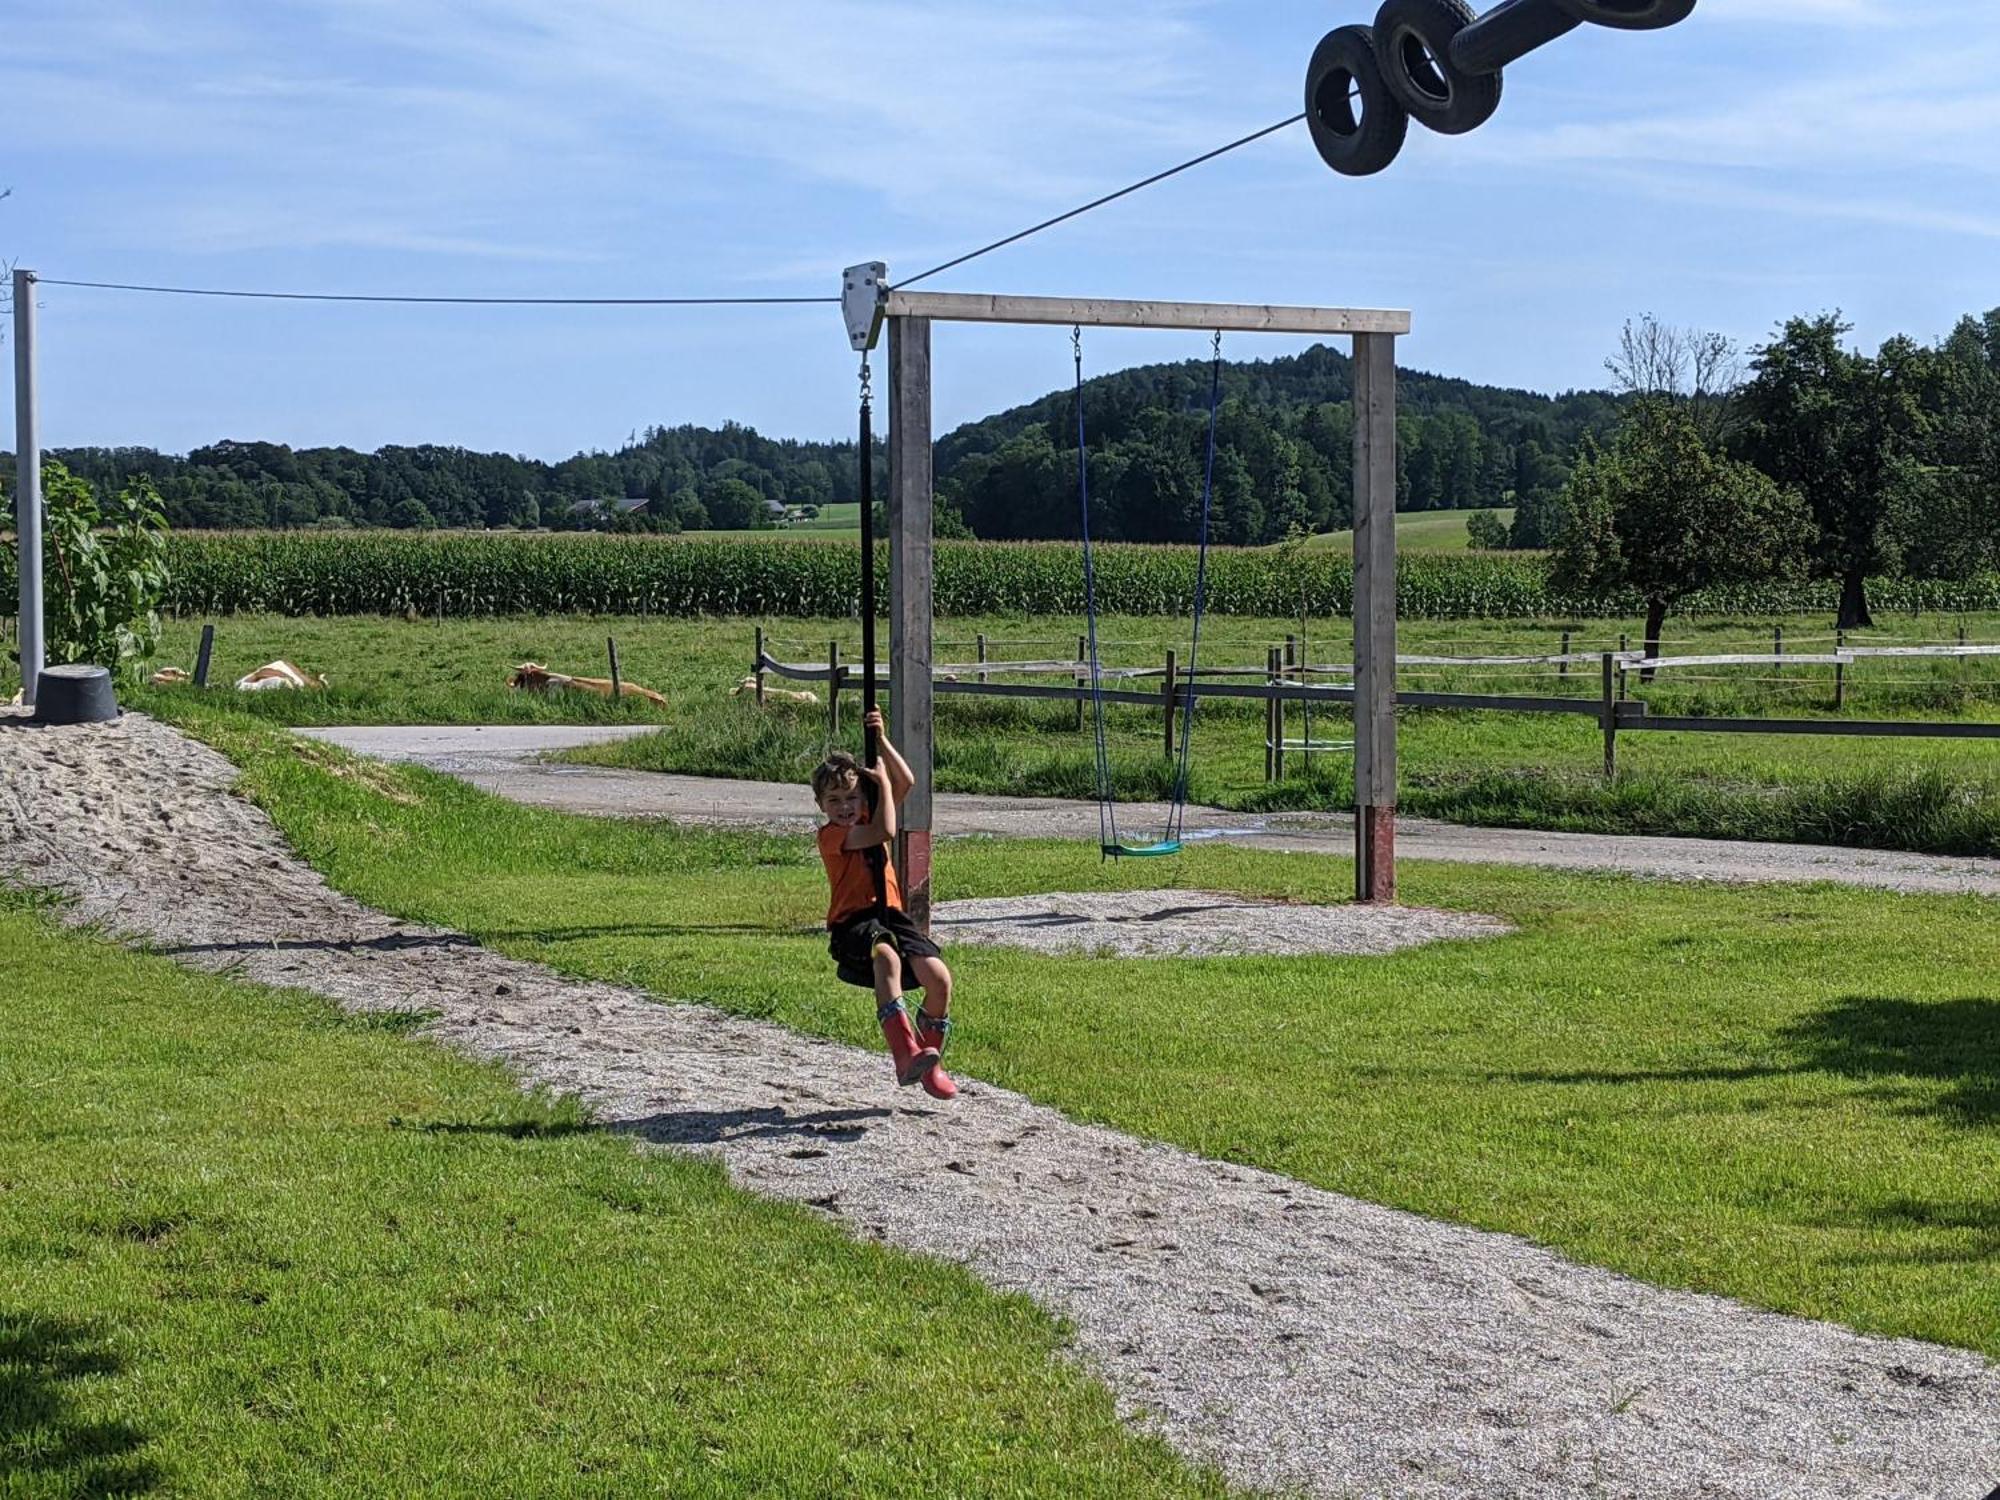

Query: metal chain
858;353;872;407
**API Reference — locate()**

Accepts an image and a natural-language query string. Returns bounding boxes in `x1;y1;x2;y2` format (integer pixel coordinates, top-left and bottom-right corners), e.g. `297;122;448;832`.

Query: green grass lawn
132;610;2000;855
197;722;2000;1362
1308;509;1518;552
0;890;1233;1499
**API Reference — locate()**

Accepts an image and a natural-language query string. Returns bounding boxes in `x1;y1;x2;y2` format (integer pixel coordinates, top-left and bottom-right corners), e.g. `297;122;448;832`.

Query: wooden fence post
1269;646;1286;782
193;624;216;689
1774;625;1784;680
1617;634;1629;702
607;636;622;700
1601;653;1618;779
828;640;842;737
1834;629;1846;711
1163;648;1178;760
976;633;989;683
1559;629;1571;682
753;626;766;704
1075;634;1088;731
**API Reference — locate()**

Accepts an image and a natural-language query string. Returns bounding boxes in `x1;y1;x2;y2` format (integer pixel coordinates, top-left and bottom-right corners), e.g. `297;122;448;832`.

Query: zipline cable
889;113;1306;291
39;116;1306;307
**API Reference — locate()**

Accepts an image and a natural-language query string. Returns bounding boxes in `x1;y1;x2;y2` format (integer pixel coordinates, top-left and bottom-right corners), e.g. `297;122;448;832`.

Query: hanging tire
1552;0;1697;30
1305;24;1410;177
1371;0;1502;135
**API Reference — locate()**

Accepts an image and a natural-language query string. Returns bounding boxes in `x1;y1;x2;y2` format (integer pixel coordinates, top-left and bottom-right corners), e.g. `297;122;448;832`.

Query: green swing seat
1102;840;1183;860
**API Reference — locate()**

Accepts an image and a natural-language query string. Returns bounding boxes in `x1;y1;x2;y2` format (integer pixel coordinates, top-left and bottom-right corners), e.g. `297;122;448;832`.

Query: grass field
700;502;863;542
0;889;1233;1499
172;723;2000;1361
132;610;2000;855
1308;508;1518;553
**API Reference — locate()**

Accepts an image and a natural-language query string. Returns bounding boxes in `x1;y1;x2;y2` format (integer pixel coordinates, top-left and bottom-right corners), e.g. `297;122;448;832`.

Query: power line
34;278;837;306
891;113;1305;291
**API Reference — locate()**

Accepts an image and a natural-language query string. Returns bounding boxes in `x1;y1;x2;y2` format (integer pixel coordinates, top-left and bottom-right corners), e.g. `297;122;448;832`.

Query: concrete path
302;726;2000;898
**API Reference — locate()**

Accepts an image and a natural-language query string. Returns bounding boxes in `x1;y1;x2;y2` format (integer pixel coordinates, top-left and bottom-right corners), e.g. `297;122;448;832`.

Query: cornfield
7;532;1999;621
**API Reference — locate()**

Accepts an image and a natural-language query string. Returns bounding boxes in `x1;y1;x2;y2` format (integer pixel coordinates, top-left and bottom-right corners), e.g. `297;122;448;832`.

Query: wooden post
827;640;842;736
1075;634;1088;732
1163;648;1178;761
1834;629;1846;711
1263;648;1278;784
888;314;935;930
1270;646;1287;782
607;636;622;700
1774;625;1784;680
1601;653;1618;779
1617;633;1630;702
976;633;989;684
1559;629;1571;681
1351;331;1398;904
193;624;216;689
753;626;766;704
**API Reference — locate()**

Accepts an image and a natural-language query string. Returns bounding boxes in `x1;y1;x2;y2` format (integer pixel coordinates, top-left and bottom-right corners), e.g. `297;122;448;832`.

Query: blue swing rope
1075;327;1223;860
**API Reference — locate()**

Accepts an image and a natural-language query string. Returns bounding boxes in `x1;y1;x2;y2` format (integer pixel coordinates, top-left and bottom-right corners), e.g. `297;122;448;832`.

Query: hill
4;346;1618;544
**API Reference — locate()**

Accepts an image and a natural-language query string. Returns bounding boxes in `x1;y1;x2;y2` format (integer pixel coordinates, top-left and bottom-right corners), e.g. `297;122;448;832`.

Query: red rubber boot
878;1000;940;1087
914;1010;958;1101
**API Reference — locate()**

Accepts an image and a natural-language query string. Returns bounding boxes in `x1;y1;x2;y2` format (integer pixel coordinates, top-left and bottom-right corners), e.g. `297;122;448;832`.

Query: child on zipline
813;708;956;1101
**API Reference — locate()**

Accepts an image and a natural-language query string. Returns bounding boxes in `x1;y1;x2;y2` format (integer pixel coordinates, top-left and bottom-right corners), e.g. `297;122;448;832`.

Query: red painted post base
1356;804;1396;905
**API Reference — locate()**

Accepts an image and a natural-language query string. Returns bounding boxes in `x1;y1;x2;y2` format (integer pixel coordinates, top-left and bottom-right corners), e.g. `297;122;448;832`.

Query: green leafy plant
14;459;174;679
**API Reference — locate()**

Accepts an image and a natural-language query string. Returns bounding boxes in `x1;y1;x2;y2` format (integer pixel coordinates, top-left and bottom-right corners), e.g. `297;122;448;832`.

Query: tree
1553;400;1811;673
1464;510;1509;550
703;477;768;530
1733;314;1932;628
387;497;436;530
1605;313;1744;446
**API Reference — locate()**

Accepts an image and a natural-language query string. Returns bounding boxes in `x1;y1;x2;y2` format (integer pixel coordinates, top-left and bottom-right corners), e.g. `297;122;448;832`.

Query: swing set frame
841;263;1408;925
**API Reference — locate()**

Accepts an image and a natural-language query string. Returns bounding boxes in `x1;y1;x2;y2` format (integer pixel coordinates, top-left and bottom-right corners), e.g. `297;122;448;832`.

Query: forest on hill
2;343;1615;544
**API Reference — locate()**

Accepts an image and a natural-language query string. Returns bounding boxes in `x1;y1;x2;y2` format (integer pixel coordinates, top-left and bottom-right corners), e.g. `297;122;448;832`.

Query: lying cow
507;662;668;709
730;674;819;706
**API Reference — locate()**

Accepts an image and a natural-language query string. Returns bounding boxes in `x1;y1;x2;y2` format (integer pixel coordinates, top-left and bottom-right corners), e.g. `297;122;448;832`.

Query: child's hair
811;751;862;806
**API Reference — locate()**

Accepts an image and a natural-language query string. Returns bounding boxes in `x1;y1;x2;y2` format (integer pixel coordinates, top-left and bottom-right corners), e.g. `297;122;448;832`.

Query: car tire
1305;24;1411;177
1372;0;1503;136
1552;0;1697;30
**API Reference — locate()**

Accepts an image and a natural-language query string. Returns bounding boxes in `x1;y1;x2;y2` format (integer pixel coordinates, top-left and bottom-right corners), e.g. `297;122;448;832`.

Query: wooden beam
881;290;1410;337
888;315;935;931
1351;331;1398;905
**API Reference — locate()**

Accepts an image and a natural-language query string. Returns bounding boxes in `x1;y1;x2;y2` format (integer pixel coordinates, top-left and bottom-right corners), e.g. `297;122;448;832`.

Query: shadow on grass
1782;996;2000;1126
486;923;808;944
1507;996;1998;1126
0;1313;159;1497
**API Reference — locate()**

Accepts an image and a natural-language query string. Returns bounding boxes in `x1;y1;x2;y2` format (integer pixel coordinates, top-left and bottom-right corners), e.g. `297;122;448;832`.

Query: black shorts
828;905;943;990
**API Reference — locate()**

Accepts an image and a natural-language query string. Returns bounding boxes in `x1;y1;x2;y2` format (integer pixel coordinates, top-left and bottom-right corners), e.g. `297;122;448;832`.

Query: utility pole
12;267;42;708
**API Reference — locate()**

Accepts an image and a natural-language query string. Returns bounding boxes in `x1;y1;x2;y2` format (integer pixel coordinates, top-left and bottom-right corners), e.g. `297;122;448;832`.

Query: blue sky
5;0;1997;458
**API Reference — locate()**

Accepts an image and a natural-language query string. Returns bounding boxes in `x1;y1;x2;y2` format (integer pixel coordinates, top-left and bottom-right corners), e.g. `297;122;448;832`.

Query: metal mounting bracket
842;261;887;351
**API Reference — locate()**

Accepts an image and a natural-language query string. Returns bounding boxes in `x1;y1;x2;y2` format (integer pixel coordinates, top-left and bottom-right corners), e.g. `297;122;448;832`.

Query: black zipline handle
858;369;879;774
858;364;890;908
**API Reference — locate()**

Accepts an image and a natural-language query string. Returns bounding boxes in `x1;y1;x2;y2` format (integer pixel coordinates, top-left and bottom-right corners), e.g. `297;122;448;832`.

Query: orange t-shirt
818;824;903;924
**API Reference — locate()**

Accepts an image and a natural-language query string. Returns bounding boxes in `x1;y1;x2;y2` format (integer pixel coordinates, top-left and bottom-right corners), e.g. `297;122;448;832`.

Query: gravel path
302;726;2000;898
6;712;1999;1500
935;889;1511;958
